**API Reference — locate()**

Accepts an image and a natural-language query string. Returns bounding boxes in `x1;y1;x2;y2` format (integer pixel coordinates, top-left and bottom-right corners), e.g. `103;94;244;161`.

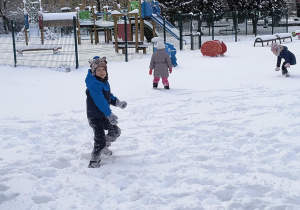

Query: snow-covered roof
129;9;139;14
111;10;121;14
61;7;71;11
42;12;77;21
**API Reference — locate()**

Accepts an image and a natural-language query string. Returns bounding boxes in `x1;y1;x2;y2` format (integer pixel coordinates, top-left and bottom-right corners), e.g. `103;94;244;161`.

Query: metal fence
1;18;147;69
171;9;295;50
0;9;299;68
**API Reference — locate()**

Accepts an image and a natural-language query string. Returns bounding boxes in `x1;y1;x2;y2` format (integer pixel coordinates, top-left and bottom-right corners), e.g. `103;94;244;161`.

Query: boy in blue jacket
271;43;296;77
85;56;127;168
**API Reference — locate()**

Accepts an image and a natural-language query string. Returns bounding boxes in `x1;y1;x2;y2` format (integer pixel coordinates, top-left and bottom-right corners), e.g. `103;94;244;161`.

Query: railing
0;9;299;68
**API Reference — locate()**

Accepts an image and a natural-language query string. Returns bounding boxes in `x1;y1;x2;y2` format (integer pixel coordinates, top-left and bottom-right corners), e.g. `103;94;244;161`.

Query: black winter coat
277;46;296;67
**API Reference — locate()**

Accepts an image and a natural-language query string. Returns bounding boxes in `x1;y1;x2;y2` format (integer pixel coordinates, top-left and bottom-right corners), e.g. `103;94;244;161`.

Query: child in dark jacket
271;43;296;77
149;42;172;89
85;56;127;168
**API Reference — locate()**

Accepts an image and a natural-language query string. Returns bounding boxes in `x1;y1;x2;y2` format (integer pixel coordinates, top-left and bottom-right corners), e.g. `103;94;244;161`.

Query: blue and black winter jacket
277;46;296;67
85;70;117;119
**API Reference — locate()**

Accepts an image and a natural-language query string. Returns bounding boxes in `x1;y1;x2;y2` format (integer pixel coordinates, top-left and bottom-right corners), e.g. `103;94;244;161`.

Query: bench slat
254;35;280;47
274;33;292;43
16;46;62;54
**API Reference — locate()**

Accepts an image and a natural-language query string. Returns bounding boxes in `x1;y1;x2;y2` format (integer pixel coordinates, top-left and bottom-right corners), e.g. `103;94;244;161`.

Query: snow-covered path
1;40;300;209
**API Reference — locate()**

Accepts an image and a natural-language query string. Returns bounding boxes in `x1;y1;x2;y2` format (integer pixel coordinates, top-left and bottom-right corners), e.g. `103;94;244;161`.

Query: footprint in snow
32;195;53;204
50;157;71;169
0;184;10;191
0;193;20;204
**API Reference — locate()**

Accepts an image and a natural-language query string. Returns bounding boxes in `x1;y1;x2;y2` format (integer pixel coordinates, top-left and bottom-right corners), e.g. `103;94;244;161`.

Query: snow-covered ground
1;38;300;209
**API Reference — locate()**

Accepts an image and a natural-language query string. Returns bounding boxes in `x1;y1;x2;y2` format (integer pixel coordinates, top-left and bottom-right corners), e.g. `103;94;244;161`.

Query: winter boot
164;85;169;89
106;127;121;143
88;153;101;168
101;146;113;156
282;68;288;76
153;83;158;89
88;160;101;168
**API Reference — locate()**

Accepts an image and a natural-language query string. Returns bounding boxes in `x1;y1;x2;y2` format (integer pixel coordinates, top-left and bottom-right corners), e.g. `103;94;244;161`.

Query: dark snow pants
281;61;288;75
88;118;121;158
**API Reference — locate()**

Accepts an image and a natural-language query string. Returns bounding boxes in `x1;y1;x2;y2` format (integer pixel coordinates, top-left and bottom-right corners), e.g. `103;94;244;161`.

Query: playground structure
18;0;180;63
76;6;114;45
111;10;146;54
115;0;188;43
109;0;183;55
21;1;114;45
21;0;75;45
294;30;300;39
142;0;181;41
38;12;77;44
109;0;147;54
200;40;227;57
21;0;40;45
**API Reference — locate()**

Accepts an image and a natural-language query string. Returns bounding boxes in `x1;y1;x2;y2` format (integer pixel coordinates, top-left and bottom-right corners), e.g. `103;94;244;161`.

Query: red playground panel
295;30;300;39
201;40;227;56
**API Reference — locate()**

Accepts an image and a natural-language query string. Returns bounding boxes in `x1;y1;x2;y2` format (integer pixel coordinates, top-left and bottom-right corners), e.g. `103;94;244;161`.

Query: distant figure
263;17;269;28
271;43;296;77
149;42;172;89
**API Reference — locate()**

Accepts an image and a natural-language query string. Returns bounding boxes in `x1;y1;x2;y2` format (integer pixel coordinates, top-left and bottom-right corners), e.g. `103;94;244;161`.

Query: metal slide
150;13;180;40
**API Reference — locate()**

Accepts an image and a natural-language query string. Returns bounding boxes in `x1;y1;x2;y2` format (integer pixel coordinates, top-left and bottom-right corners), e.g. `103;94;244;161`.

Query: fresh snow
111;10;121;14
254;34;278;40
42;12;77;21
129;9;139;14
1;39;300;209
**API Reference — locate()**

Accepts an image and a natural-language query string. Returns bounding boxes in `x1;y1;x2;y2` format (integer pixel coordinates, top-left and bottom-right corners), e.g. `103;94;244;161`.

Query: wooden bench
274;33;292;43
254;35;280;47
113;41;148;54
219;27;240;35
16;45;62;54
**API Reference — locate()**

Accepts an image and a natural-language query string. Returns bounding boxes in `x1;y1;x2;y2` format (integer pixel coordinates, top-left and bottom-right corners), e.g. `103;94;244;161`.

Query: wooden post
90;29;93;44
139;0;144;41
25;28;28;45
92;7;98;44
134;14;138;53
113;16;118;52
153;21;156;39
41;27;44;44
108;28;112;41
129;16;133;41
105;28;112;43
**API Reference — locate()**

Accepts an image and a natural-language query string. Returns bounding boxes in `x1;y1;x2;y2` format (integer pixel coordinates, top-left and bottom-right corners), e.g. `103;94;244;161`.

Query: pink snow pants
153;77;169;86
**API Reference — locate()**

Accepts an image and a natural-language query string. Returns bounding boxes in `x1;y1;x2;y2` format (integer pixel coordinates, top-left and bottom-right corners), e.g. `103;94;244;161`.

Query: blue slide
150;13;180;40
142;0;181;41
